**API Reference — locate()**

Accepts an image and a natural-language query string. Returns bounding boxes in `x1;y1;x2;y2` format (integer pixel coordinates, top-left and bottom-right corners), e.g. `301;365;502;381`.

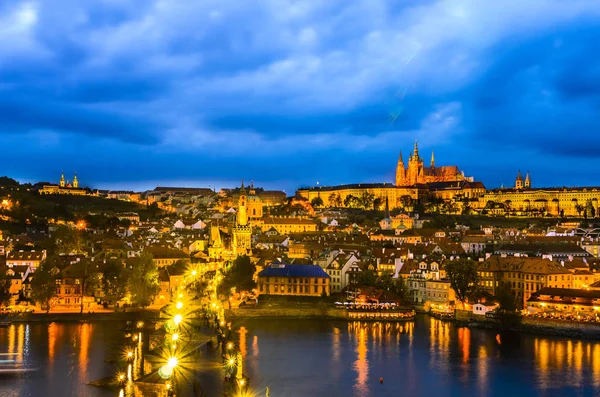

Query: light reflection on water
235;316;600;397
1;318;600;396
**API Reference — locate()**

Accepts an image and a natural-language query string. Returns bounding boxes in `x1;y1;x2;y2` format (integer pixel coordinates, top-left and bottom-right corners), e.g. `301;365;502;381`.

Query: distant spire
431;150;435;168
413;140;419;157
398;151;404;165
517;170;523;180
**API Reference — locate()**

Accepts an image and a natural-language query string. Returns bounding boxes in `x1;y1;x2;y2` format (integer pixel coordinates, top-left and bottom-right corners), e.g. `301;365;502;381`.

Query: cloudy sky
1;0;600;192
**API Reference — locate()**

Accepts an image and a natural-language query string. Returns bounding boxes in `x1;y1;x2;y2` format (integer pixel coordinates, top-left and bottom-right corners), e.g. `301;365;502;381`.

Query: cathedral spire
525;171;531;188
431;150;435;168
413;140;419;158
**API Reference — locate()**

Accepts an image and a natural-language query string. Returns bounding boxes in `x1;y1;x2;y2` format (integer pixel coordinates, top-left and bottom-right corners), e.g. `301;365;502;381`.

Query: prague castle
297;140;484;209
396;141;468;186
472;171;600;217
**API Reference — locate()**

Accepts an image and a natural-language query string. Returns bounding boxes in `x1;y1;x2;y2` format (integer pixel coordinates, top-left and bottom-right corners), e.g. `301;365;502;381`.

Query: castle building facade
473;171;600;217
296;140;481;209
396;141;469;186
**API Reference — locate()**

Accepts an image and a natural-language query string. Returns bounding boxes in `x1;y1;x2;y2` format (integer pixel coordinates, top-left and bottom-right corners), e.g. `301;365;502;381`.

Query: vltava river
235;316;600;397
1;317;600;396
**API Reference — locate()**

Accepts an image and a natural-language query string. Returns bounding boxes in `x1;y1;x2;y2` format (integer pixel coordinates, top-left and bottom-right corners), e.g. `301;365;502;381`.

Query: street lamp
173;314;183;325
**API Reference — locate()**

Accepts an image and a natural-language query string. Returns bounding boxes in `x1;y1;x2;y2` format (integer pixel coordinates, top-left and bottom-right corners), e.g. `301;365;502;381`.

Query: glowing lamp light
220;320;225;327
167;357;178;369
136;321;144;328
173;314;183;325
178;293;183;299
227;342;234;350
228;358;235;365
239;379;246;386
176;301;183;310
117;373;126;383
126;351;134;360
171;333;179;341
191;270;197;276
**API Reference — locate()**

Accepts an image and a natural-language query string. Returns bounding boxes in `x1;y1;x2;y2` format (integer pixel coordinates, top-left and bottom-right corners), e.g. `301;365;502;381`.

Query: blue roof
258;263;330;278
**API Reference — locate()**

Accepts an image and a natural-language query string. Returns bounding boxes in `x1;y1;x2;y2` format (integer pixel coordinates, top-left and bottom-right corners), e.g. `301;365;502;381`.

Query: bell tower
73;172;79;188
515;170;523;190
59;171;65;188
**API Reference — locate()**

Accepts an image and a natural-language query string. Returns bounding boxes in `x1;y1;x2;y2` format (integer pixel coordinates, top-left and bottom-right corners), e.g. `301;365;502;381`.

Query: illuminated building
38;172;87;195
232;182;252;256
257;262;330;297
527;287;600;315
474;173;600;217
296;140;482;209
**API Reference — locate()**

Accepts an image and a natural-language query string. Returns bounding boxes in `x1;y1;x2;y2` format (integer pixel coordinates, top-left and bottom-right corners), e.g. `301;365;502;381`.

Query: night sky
1;1;600;192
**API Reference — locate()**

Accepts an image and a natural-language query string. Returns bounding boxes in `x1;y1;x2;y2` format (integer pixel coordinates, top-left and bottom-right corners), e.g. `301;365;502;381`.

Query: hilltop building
38;172;86;195
296;140;482;209
473;171;600;217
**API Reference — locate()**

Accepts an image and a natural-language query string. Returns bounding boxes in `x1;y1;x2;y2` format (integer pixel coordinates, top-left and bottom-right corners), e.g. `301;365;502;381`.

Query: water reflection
353;326;369;396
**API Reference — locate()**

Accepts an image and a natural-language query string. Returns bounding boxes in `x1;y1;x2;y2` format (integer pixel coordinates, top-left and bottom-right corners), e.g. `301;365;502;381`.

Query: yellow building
477;256;573;308
38;172;87;195
260;217;318;234
474;171;600;217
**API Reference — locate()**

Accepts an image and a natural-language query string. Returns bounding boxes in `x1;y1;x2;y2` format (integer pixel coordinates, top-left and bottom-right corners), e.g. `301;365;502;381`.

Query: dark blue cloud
1;0;600;192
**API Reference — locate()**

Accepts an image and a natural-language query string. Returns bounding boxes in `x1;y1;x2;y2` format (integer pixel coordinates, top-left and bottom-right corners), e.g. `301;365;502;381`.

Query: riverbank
1;310;159;323
468;316;600;339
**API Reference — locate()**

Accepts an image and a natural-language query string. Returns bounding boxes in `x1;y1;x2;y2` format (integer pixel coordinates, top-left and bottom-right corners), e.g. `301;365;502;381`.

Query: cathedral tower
525;171;531;189
395;152;406;186
60;172;65;188
73;172;79;188
515;170;524;190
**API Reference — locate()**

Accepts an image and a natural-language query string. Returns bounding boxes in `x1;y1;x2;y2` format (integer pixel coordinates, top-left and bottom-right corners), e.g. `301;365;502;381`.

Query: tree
356;270;378;287
0;273;11;307
343;195;355;208
311;197;324;208
70;259;100;313
373;197;383;211
31;261;59;313
128;253;160;308
328;193;342;208
496;282;517;313
495;281;520;326
575;204;584;217
359;191;375;210
219;255;256;308
102;258;129;305
399;195;413;210
445;259;478;308
53;226;85;255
